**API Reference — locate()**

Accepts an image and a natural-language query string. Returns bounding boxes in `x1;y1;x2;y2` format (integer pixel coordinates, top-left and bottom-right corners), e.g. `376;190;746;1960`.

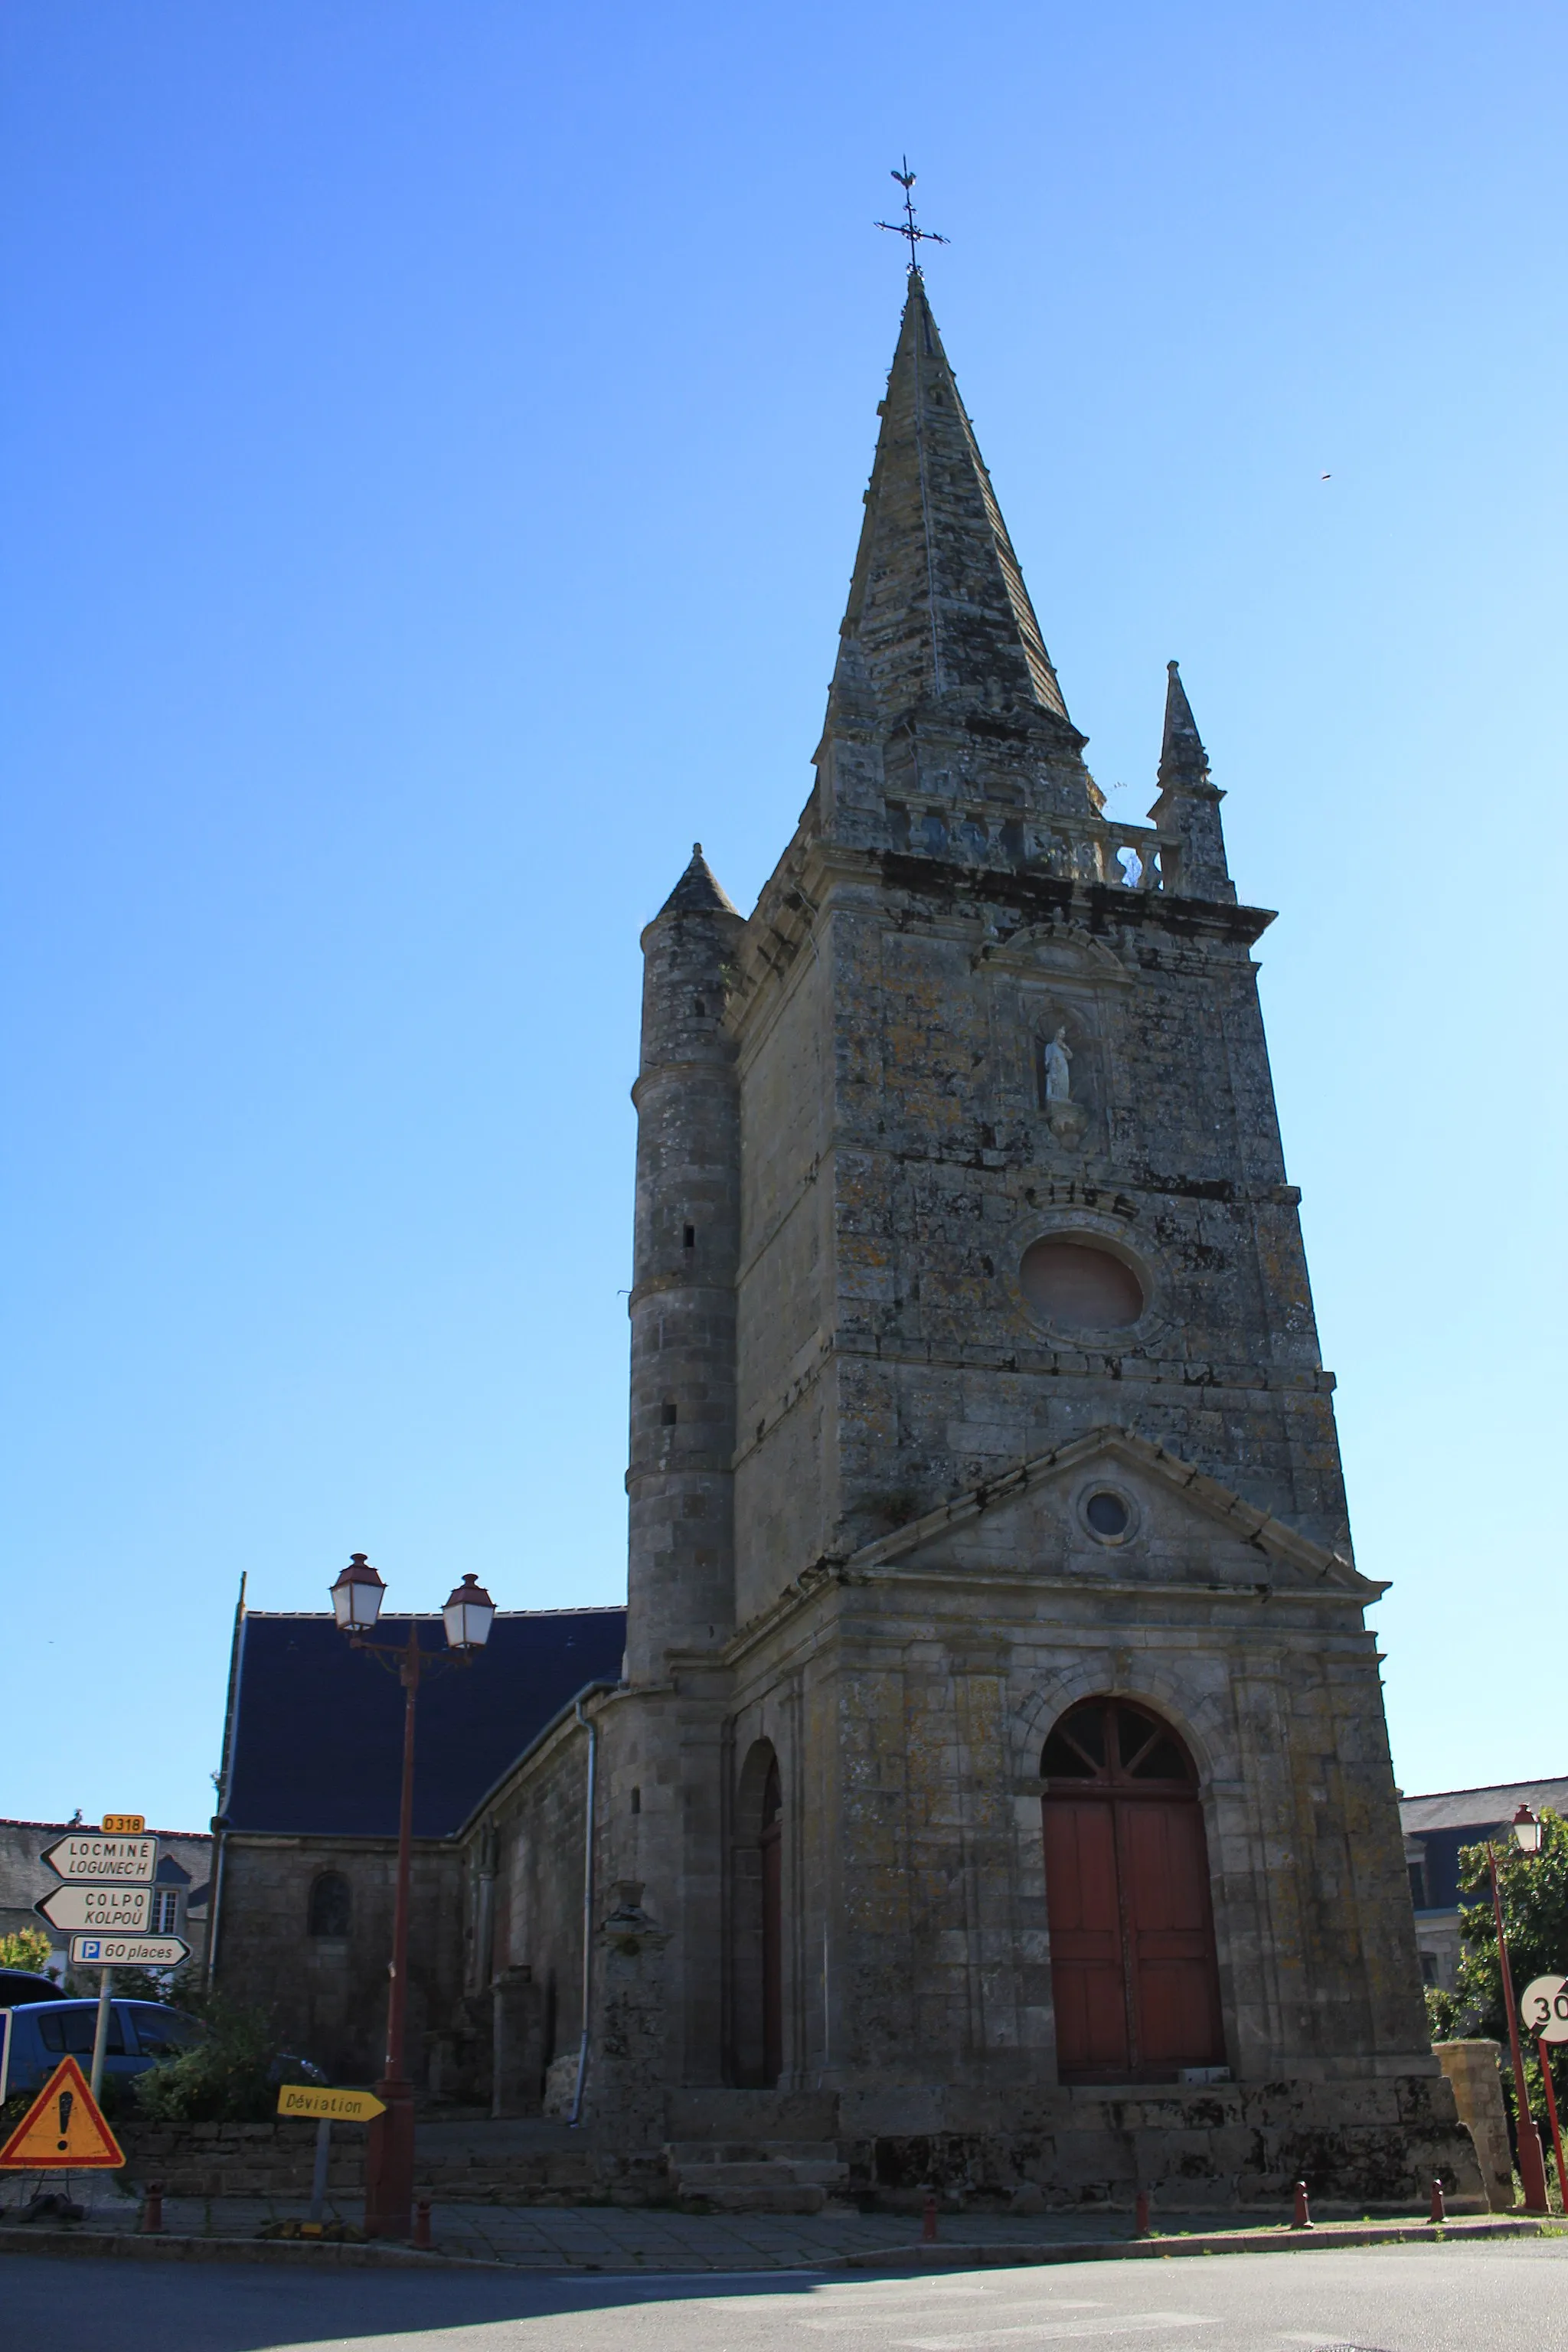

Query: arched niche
730;1740;783;2087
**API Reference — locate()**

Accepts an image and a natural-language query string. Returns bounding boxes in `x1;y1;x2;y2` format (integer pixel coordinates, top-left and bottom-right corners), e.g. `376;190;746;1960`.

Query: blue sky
3;2;1563;1830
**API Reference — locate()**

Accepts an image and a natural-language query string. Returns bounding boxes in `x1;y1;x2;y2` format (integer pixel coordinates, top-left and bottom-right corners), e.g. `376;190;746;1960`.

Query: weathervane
875;158;949;270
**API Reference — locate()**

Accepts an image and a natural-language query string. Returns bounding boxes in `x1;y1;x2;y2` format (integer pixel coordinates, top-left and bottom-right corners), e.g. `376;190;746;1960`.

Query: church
208;263;1481;2212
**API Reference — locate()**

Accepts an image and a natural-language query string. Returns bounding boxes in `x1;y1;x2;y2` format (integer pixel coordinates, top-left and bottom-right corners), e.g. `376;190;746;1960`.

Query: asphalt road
5;2243;1567;2352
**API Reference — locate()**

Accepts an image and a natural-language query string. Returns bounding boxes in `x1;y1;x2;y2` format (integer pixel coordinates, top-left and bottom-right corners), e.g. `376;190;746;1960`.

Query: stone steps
667;2138;851;2216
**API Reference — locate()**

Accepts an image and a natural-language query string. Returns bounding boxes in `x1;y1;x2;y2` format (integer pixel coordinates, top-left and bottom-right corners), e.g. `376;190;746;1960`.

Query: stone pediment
847;1426;1377;1597
975;921;1131;985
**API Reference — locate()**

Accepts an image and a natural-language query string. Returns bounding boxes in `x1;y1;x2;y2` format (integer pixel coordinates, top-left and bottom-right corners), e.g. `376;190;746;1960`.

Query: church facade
456;269;1478;2207
211;267;1481;2211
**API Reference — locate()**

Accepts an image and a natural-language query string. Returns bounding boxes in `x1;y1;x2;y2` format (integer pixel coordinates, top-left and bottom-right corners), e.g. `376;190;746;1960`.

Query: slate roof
1400;1778;1568;1914
222;1609;627;1840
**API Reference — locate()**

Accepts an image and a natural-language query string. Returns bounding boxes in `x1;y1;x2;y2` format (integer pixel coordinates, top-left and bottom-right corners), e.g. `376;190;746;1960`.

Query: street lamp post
329;1553;496;2239
1486;1804;1550;2217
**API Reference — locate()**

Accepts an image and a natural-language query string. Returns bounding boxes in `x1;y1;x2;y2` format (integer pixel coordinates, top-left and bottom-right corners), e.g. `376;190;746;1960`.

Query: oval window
1020;1238;1145;1331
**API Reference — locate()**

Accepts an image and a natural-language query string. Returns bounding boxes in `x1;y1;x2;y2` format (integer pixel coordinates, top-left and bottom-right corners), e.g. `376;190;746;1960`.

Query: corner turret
625;845;744;1681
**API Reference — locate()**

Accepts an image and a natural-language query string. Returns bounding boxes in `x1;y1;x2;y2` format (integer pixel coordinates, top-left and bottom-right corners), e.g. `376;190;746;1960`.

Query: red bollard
413;2197;433;2250
921;2187;938;2243
141;2182;165;2235
1430;2177;1446;2225
1291;2180;1312;2230
1135;2190;1151;2237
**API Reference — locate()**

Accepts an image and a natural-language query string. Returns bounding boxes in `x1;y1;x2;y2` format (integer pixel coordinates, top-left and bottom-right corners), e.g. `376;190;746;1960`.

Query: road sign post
39;1817;160;2102
0;2056;124;2171
276;2084;386;2123
41;1834;156;1883
36;1884;154;1933
1521;1975;1568;2043
69;1934;189;1971
89;1968;115;2102
276;2086;386;2227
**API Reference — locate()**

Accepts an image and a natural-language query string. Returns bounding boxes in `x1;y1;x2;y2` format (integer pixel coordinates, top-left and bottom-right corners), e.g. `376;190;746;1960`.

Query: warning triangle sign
0;2055;125;2170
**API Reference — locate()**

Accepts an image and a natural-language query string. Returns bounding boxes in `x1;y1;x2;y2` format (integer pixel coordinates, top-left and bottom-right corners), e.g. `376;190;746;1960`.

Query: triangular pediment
846;1426;1376;1597
975;920;1132;985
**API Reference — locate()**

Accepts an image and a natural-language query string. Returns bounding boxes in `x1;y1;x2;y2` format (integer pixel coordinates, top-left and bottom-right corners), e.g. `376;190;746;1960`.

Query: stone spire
1148;662;1233;902
828;269;1072;733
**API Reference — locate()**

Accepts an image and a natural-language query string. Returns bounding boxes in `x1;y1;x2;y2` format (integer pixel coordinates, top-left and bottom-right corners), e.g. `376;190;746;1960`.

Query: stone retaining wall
115;2120;367;2198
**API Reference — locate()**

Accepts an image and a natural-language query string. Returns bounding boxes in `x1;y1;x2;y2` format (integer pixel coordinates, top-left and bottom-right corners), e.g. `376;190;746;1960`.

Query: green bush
132;1992;279;2123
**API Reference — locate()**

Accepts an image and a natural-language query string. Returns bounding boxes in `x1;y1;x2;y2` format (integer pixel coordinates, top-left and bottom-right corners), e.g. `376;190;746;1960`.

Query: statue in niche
1040;1023;1089;1149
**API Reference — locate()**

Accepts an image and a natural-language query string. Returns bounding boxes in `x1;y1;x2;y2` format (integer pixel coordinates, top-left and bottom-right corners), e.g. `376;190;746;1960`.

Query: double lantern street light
1488;1804;1563;2217
328;1553;496;2240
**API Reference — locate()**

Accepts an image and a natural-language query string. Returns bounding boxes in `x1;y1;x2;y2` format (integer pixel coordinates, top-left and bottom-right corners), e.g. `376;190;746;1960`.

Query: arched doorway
730;1740;785;2086
1041;1697;1224;2084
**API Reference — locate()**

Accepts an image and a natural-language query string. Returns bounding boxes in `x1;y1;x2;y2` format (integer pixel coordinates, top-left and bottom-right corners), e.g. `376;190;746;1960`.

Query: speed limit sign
1520;1975;1568;2043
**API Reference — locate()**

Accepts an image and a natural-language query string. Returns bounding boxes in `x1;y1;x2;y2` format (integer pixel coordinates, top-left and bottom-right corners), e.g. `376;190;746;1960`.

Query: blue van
0;1998;201;2099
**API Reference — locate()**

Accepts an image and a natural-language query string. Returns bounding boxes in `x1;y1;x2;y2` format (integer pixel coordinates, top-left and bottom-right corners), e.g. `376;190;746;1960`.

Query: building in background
207;1606;625;2089
1401;1779;1568;1992
0;1817;211;1982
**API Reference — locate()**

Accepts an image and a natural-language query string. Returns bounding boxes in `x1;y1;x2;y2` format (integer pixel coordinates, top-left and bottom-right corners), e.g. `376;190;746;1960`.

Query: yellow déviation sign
276;2083;387;2123
0;2057;125;2171
100;1814;145;1835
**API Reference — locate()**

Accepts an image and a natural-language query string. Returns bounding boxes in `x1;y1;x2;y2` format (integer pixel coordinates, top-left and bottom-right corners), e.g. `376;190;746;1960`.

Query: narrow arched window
308;1871;351;1939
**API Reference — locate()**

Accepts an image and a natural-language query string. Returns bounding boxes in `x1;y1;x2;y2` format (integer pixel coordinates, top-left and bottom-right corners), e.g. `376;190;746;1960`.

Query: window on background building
151;1888;180;1933
1420;1954;1439;1986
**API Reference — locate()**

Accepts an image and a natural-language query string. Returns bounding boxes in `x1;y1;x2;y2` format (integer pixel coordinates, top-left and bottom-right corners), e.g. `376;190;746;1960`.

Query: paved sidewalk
0;2177;1553;2272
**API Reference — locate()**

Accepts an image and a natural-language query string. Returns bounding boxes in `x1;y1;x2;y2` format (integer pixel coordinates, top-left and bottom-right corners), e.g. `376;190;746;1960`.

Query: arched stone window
730;1741;785;2088
307;1871;351;1939
1040;1697;1223;2084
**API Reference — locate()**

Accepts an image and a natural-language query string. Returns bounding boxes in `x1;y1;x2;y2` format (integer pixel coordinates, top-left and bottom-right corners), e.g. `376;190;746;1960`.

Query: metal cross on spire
875;158;949;270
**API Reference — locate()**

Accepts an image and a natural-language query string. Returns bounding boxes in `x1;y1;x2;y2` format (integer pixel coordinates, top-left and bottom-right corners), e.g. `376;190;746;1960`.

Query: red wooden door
1042;1798;1129;2079
1119;1797;1223;2069
1042;1700;1224;2083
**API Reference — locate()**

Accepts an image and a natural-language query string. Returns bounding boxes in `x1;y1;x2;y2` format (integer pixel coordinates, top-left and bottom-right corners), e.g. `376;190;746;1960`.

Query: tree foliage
1450;1809;1568;2127
0;1926;54;1975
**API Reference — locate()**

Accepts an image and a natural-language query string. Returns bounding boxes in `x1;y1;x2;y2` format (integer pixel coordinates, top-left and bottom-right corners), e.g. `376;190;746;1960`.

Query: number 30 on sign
1521;1975;1568;2043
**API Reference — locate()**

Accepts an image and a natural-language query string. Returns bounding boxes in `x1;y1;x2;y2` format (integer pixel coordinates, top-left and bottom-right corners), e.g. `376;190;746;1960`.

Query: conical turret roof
655;842;738;920
828;270;1070;733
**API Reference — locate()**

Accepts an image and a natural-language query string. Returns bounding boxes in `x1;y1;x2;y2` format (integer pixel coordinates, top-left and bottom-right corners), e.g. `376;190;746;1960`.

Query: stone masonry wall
214;1835;464;2089
115;2118;367;2198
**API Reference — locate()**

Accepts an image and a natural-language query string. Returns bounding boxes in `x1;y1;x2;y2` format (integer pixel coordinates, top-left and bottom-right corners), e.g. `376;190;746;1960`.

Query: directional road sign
35;1884;152;1934
277;2083;387;2122
0;2056;124;2171
41;1832;157;1884
70;1933;190;1970
1521;1974;1568;2043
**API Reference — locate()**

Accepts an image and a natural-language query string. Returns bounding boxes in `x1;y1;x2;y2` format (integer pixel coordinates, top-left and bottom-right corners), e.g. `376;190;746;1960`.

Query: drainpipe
567;1697;598;2127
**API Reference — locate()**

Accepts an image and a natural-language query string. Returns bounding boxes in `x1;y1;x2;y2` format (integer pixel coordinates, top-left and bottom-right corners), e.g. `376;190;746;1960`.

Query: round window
1020;1238;1145;1331
1084;1491;1130;1539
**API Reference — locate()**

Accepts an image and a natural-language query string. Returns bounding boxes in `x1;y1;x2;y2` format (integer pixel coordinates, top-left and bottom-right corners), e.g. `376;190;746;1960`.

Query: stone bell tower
598;265;1479;2211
